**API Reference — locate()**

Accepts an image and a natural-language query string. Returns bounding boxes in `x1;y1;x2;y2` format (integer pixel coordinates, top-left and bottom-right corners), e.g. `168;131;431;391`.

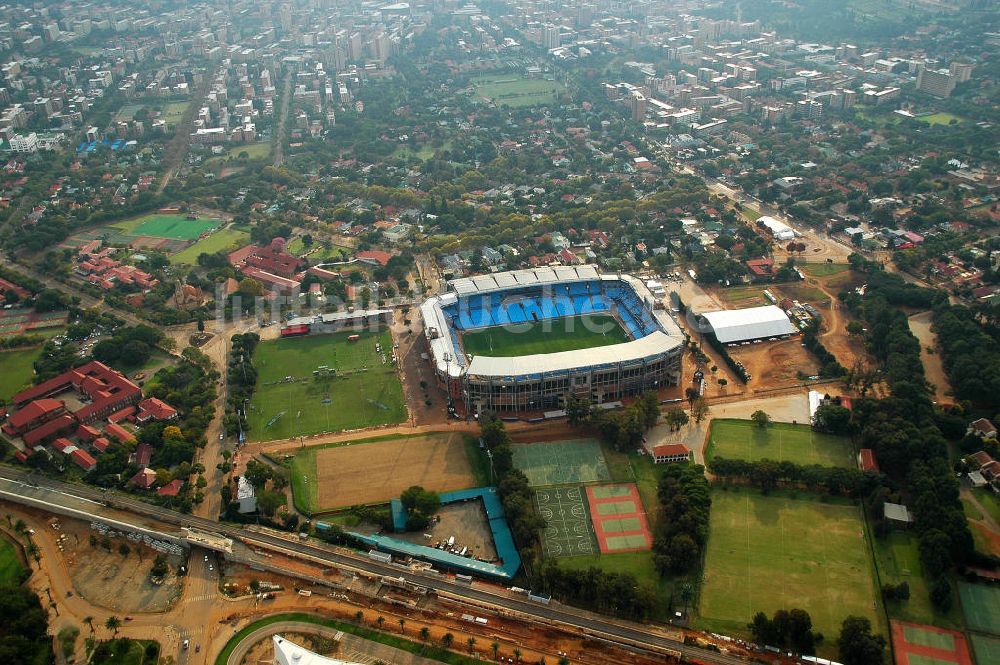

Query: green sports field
511;439;611;487
471;75;563;108
111;214;219;240
461;315;629;358
169;227;249;265
958;581;1000;635
874;531;962;627
246;330;406;441
0;535;25;585
0;347;39;402
707;419;855;468
698;487;880;647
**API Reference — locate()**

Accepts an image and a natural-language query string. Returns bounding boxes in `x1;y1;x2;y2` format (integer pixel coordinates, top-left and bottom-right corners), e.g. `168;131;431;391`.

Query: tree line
224;332;260;438
709;458;878;497
653;463;711;575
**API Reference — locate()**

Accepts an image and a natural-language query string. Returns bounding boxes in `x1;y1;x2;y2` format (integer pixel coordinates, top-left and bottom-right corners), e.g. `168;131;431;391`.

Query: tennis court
891;620;973;665
971;635;1000;665
586;484;652;554
534;486;597;558
958;581;1000;635
511;439;611;487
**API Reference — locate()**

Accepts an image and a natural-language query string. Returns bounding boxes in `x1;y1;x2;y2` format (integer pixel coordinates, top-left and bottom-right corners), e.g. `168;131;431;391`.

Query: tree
84;616;94;634
442;633;454;649
492;642;500;659
118;543;130;558
376;616;385;631
151;554;168;578
837;616;885;665
751;410;771;428
105;616;121;636
846;321;864;336
237;278;264;297
664;408;689;432
400;486;441;516
691;397;710;423
467;637;477;654
256;489;286;517
398;618;406;634
419;626;430;645
354;610;364;624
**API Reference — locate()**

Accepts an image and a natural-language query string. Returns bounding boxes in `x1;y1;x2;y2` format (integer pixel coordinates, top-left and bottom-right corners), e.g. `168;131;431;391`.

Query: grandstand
420;267;685;414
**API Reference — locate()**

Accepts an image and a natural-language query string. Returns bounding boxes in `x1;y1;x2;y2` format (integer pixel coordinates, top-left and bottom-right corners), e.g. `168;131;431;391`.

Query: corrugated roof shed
702;305;798;343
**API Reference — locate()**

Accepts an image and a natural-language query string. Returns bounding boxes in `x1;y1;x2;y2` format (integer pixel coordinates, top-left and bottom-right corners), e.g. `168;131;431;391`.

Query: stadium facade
420;267;686;414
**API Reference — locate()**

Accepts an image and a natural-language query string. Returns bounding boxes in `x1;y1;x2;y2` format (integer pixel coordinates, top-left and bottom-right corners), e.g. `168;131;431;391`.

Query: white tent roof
273;636;363;665
701;305;798;343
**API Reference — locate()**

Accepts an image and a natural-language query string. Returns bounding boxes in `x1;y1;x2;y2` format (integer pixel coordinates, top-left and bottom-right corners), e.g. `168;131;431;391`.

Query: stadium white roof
701;305;798;343
273;636;363;665
450;265;600;295
466;330;683;378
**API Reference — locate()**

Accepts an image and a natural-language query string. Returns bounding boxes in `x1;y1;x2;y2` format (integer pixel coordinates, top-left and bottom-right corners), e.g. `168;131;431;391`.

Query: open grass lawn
919;112;963;126
776;283;830;305
972;489;1000;526
873;531;963;628
698;487;881;650
461;315;629;358
707;419;855;468
247;330;405;441
91;639;159;665
0;535;25;585
559;551;680;616
471;75;563;108
169;227;249;265
799;263;851;278
161;101;190;125
0;347;40;401
741;207;763;221
219;142;272;160
286;236;350;261
111;213;219;240
716;285;766;305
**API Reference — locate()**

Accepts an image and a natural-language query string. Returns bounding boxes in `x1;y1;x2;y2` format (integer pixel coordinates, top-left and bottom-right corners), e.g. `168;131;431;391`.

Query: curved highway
0;466;746;665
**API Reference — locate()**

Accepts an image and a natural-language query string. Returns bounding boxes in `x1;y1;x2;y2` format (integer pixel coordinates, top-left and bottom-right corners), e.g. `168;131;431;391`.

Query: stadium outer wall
420;268;685;414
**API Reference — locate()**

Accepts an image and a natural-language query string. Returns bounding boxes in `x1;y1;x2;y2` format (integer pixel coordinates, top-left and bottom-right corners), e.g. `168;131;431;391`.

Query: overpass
0;467;747;665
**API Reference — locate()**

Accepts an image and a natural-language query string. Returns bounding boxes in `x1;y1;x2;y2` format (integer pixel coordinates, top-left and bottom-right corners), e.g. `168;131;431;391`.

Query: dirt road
907;310;953;404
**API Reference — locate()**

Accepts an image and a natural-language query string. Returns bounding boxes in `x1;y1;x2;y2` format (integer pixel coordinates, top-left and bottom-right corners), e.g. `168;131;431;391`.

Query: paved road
0;467;747;665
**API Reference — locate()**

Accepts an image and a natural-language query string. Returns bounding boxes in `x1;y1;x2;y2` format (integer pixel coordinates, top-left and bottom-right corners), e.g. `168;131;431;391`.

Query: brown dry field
315;433;475;507
729;338;821;388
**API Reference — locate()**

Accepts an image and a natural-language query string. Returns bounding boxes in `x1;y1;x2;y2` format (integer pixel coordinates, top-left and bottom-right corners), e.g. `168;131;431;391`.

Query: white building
701;305;798;344
273;635;363;665
235;475;256;513
757;215;795;241
8;132;38;153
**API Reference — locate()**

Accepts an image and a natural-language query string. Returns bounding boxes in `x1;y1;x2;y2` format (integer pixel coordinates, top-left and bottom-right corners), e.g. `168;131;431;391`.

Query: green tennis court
511;439;610;487
971;635;1000;665
601;517;643;533
904;625;955;651
605;534;650;550
958;582;1000;635
590;485;633;499
596;500;638;515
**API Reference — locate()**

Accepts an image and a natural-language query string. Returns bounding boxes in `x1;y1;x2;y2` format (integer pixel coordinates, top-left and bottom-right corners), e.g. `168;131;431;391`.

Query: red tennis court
586;483;653;554
891;620;973;665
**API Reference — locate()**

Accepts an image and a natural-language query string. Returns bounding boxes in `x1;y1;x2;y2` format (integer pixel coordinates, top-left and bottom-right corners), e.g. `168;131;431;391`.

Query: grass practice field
708;419;855;468
958;582;1000;635
875;531;962;627
0;347;39;401
698;487;879;644
799;263;851;278
461;315;629;358
289;433;475;514
586;484;652;553
247;330;406;442
471;75;563;108
511;439;611;487
113;214;220;240
891;621;974;665
0;535;25;585
169;227;248;265
534;486;598;558
91;639;159;665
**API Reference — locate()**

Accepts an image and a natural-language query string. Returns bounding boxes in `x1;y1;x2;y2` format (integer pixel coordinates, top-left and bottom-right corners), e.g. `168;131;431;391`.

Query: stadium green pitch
460;314;629;357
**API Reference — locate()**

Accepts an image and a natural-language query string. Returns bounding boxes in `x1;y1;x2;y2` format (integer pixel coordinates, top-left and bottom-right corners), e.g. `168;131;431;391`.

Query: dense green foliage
0;585;52;665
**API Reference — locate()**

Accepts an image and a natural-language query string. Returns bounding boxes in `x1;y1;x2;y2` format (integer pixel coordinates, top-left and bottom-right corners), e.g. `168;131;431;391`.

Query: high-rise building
543;25;560;49
949;61;974;83
629;91;647;122
917;67;956;98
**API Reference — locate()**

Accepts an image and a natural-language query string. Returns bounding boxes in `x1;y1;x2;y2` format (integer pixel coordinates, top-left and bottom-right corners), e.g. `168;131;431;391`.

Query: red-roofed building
52;437;75;453
76;424;100;442
136;397;178;423
745;257;776;281
157;479;184;497
242;238;304;278
108;406;136;423
356;250;390;267
22;415;76;447
133;442;152;468
858;449;879;473
104;422;136;445
129;468;156;489
281;324;311;337
6;398;66;434
11;361;141;425
70;448;97;472
652;443;690;464
92;437;110;452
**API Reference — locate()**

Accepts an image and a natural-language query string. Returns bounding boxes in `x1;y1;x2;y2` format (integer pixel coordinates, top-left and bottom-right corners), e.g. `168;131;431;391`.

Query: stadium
420;266;686;414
